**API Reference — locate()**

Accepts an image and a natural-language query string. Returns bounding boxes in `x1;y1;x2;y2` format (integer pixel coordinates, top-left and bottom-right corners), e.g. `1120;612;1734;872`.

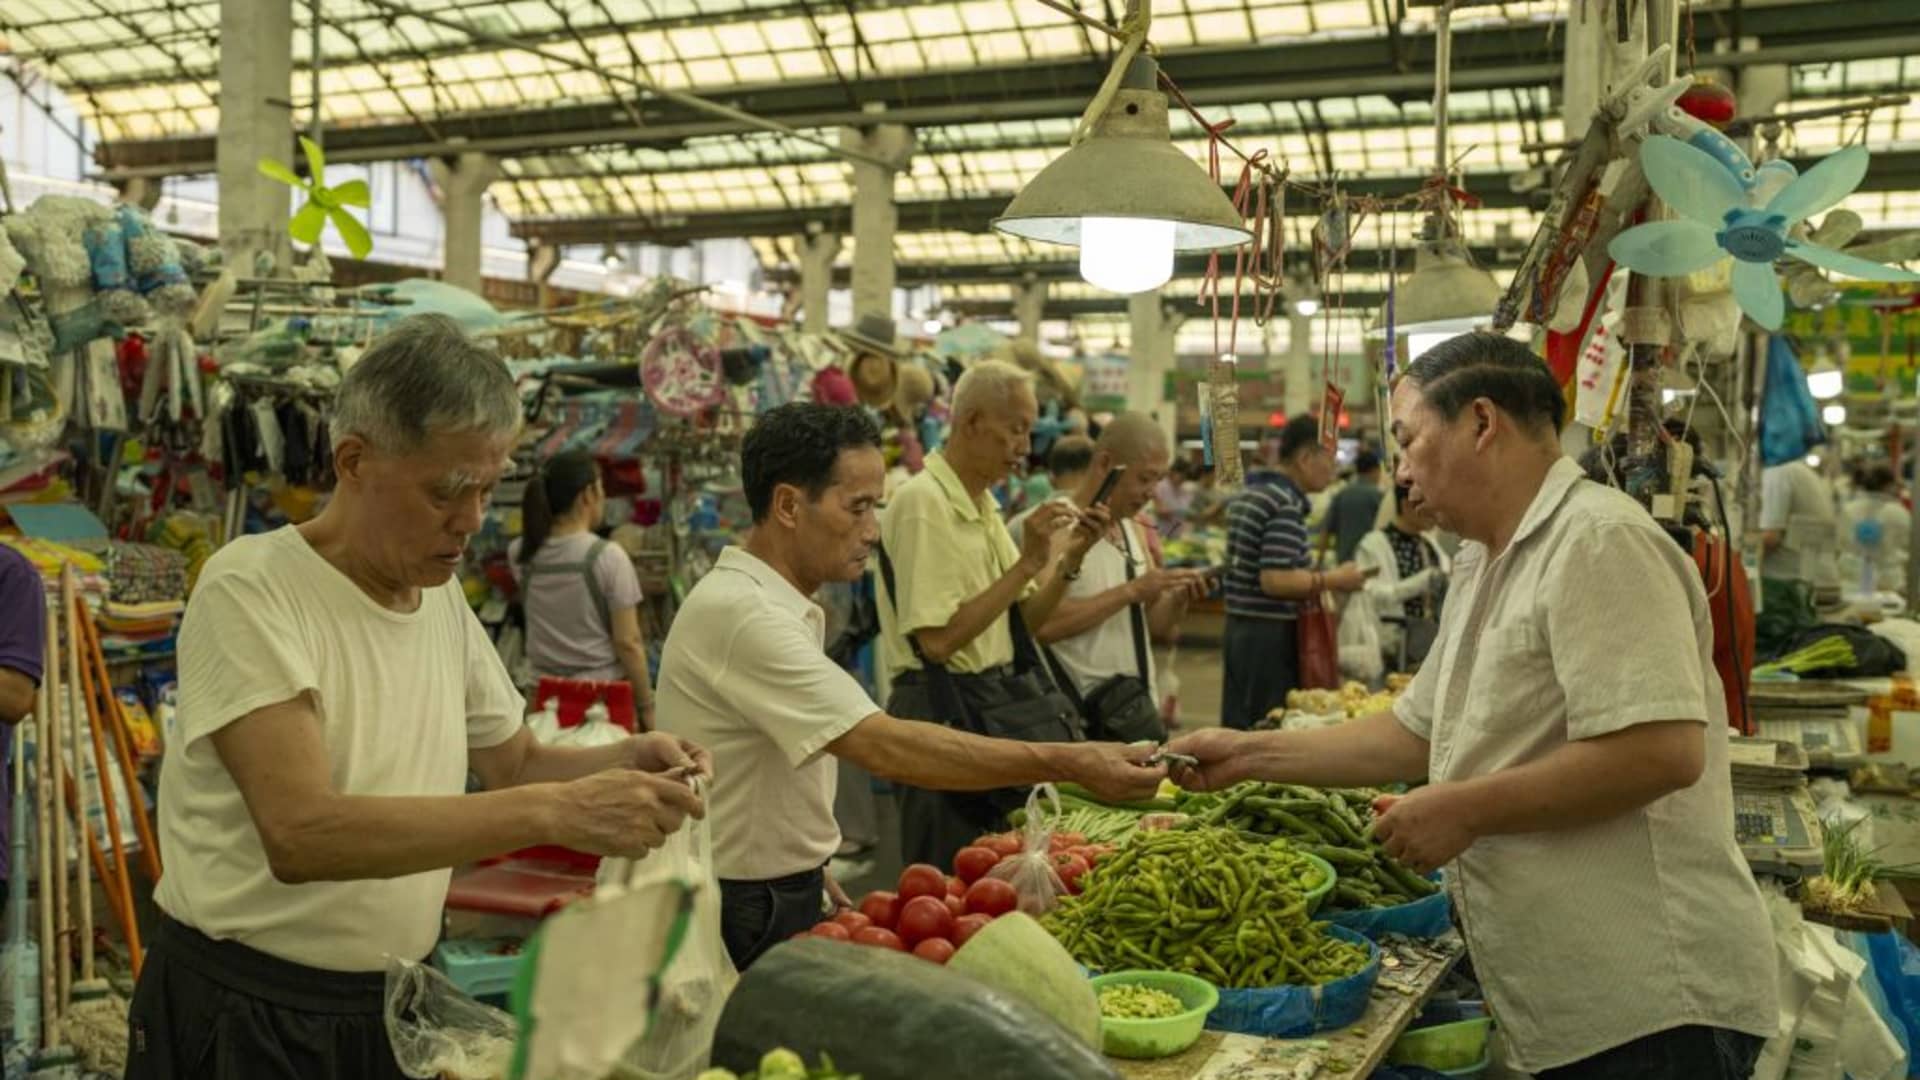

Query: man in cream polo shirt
657;403;1165;970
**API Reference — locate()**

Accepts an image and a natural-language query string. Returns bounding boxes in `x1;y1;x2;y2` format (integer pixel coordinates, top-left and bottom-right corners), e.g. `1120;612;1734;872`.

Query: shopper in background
127;316;710;1080
1152;457;1197;535
1758;452;1841;622
511;449;655;728
1353;483;1450;672
1009;434;1095;542
1172;333;1775;1080
1839;461;1908;597
1322;448;1385;563
878;360;1124;866
1219;414;1365;729
657;403;1164;969
0;543;45;914
1031;414;1209;741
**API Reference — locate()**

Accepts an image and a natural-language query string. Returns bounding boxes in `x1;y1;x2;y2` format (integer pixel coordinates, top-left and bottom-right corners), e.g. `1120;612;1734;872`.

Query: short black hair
1402;332;1565;435
1277;413;1322;462
1047;435;1096;478
742;403;882;523
1355;449;1382;474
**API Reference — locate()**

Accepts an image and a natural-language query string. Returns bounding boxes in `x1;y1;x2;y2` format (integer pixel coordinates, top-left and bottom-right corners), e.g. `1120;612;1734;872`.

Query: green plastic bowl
1090;970;1220;1059
1298;851;1337;913
1388;1016;1494;1071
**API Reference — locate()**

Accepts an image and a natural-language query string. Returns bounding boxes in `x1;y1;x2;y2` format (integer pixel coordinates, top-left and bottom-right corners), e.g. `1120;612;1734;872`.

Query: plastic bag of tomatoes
983;786;1071;918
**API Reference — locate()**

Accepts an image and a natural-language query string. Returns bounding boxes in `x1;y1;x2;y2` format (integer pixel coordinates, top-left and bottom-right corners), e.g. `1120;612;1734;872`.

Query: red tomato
832;911;873;935
943;895;967;919
852;927;906;951
951;913;993;948
946;876;968;899
1054;831;1087;848
964;877;1019;918
896;895;956;947
912;937;957;964
1051;852;1091;895
810;921;852;941
979;834;1022;858
953;846;1002;885
858;891;901;931
897;864;948;905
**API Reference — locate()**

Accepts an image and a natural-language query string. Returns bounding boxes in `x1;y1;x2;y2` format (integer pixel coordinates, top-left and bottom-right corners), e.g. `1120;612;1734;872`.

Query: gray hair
1096;411;1169;466
951;359;1033;422
332;314;520;453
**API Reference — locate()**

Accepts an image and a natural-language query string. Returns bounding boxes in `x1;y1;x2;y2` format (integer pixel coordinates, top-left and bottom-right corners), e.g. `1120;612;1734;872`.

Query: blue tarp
1206;927;1380;1039
1326;885;1452;940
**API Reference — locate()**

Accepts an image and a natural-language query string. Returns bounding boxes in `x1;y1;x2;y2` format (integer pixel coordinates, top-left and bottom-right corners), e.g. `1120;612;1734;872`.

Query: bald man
1031;414;1209;740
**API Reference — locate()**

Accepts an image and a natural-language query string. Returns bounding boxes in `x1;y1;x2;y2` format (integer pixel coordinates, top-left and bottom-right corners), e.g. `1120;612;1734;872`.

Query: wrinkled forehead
395;429;516;490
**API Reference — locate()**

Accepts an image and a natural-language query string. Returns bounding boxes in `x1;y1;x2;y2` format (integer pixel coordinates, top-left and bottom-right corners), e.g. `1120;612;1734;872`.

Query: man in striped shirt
1219;414;1365;728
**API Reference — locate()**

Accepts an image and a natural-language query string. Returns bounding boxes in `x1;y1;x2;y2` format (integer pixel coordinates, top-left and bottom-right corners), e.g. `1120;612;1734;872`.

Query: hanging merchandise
257;136;374;260
641;326;727;418
1207;358;1240;485
1319;382;1344;452
1761;336;1828;467
1573;271;1633;432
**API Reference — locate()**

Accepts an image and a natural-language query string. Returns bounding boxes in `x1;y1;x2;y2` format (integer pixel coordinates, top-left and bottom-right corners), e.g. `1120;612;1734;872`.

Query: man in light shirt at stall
1169;334;1776;1080
655;402;1164;971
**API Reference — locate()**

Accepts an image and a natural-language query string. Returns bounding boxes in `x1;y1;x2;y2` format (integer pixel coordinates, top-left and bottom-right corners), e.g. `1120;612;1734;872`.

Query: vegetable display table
1113;934;1467;1080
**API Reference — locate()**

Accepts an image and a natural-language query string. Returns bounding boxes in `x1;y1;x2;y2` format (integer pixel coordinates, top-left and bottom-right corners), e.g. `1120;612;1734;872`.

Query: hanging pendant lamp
993;51;1250;295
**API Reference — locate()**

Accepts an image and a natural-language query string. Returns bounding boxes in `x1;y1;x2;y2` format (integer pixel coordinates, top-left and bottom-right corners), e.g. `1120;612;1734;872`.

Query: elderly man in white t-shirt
1029;413;1207;738
656;403;1165;970
1171;334;1776;1080
127;316;710;1080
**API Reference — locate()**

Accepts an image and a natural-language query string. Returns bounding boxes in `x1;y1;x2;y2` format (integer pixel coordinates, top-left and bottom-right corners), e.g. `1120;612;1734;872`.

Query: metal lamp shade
1370;239;1504;338
992;86;1250;253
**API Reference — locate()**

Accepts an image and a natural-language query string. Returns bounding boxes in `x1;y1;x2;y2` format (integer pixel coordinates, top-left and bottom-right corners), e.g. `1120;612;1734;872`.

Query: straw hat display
838;313;901;410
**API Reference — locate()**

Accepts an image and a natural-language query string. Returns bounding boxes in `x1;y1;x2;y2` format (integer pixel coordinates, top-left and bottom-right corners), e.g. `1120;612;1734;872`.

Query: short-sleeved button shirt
1392;457;1776;1071
878;452;1035;678
655;547;880;881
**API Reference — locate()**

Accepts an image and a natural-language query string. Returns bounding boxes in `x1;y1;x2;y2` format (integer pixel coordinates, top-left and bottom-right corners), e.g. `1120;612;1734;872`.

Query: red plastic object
533;677;636;732
1677;78;1737;128
445;852;599;919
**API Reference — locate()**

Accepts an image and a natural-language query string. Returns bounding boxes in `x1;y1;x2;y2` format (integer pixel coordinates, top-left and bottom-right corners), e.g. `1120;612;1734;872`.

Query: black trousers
125;915;408;1080
1222;615;1300;729
718;867;826;971
1535;1024;1765;1080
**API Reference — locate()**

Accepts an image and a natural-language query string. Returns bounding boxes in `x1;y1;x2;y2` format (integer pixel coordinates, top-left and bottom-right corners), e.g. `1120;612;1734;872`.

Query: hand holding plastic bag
985;785;1070;918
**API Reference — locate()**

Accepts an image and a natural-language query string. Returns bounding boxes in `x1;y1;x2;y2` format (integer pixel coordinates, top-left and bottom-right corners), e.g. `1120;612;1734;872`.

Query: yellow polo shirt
878;452;1036;677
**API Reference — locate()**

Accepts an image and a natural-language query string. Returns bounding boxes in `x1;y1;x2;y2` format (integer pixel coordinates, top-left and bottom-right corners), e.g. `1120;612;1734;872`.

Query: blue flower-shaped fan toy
1609;135;1920;329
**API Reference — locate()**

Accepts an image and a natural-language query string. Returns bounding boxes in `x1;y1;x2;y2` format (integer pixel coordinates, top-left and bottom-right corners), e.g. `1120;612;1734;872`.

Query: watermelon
947;912;1101;1047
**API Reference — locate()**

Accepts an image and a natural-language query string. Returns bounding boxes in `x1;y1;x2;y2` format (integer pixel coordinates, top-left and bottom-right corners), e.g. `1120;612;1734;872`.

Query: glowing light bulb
1823;404;1847;426
1078;217;1175;294
1807;368;1844;400
1294;297;1320;317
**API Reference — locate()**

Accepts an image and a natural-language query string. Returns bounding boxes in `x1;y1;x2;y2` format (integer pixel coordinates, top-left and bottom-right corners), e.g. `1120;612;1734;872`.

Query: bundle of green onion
1753;636;1857;678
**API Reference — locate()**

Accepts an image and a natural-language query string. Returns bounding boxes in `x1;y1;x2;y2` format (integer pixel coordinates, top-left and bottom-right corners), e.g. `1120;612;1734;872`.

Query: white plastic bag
551;700;626;749
1336;591;1383;686
986;785;1069;918
384;957;517;1080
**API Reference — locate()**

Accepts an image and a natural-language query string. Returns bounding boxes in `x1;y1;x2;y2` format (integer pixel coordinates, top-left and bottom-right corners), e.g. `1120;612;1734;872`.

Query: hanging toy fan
1783;210;1920;309
641;324;727;417
257;136;374;260
1608;135;1920;330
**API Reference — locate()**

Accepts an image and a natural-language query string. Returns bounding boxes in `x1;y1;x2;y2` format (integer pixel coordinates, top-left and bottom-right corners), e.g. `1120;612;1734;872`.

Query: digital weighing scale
1728;736;1825;877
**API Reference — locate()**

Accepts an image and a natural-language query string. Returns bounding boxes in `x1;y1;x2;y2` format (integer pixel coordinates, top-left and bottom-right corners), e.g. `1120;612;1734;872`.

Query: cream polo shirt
655;547;880;881
878;452;1036;678
1393;457;1776;1071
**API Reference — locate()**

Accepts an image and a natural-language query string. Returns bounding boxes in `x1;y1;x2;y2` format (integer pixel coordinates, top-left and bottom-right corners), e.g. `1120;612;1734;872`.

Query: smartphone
1091;464;1128;507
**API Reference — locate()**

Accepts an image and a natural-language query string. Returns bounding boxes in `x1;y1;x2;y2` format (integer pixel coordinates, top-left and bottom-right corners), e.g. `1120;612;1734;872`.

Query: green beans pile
1097;984;1186;1020
1042;828;1370;989
1176;784;1438;910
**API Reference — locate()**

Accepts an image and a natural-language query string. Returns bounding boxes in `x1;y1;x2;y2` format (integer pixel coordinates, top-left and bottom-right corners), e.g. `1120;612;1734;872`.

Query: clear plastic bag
986;785;1069;918
384;956;517;1080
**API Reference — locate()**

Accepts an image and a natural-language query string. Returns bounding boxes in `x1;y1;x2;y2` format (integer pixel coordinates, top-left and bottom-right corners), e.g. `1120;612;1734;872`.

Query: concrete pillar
1285;310;1315;418
527;242;561;285
841;124;915;322
797;231;841;331
217;0;293;272
1560;0;1606;141
1127;292;1181;439
1013;278;1047;347
1733;47;1790;159
430;152;500;295
116;177;164;212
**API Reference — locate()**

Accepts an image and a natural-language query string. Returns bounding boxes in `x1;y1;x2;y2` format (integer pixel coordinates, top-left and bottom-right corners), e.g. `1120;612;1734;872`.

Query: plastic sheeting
1205;926;1381;1039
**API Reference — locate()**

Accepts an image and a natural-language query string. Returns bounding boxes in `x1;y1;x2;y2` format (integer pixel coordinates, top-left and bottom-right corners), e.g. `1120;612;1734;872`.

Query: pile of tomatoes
802;830;1116;964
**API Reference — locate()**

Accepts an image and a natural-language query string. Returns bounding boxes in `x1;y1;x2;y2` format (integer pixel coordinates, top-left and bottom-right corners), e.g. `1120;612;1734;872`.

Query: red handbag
1297;589;1342;690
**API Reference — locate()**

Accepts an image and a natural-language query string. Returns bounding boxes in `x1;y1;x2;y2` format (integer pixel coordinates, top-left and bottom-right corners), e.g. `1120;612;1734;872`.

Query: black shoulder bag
1041;523;1167;744
877;543;1084;816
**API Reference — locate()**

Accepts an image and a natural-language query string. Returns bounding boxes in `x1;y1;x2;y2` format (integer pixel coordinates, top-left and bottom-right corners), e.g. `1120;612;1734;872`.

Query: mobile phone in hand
1091;464;1127;507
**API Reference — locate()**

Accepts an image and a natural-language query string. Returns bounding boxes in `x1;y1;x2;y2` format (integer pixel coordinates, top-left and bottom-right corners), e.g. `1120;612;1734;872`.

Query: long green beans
1175;784;1438;909
1042;828;1369;989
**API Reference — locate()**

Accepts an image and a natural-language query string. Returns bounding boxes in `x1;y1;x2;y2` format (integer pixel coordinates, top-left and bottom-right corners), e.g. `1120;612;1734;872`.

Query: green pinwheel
258;135;373;259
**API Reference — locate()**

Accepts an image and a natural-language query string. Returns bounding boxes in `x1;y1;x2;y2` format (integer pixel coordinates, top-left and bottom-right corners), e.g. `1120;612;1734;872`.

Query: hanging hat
812;365;859;407
893;362;935;420
837;313;902;358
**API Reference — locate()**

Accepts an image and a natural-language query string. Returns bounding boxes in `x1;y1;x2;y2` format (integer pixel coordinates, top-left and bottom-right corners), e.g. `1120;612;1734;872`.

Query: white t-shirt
1759;461;1840;588
508;532;645;681
655;547;879;881
1046;518;1159;705
154;526;524;972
